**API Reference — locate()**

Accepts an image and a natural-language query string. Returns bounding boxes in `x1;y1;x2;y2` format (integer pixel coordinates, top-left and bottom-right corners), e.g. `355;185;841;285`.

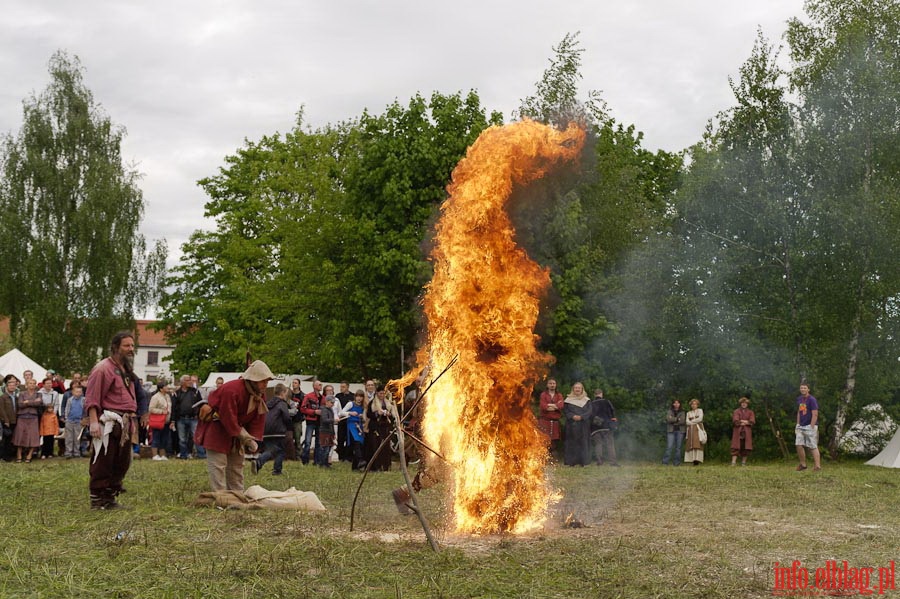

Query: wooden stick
402;430;447;464
389;395;439;552
350;356;458;544
349;433;390;532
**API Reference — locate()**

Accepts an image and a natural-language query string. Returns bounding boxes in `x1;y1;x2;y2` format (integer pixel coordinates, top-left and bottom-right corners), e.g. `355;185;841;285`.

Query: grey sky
1;0;805;270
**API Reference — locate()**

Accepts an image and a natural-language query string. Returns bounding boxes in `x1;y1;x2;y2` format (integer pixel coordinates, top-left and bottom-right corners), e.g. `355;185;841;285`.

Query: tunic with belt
85;358;138;415
538;390;565;440
731;407;755;451
195;378;266;454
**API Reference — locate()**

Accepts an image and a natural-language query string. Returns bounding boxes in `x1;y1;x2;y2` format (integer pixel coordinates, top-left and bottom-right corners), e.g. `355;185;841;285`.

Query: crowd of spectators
5;367;800;472
0;363;427;476
539;380;621;467
1;370;90;462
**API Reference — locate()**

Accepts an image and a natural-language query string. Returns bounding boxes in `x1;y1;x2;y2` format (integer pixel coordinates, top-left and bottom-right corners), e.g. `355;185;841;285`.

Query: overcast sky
1;0;806;271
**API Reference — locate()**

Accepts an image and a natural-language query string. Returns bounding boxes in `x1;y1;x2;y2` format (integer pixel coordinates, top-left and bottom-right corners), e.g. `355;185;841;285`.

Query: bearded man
195;360;273;491
85;331;139;510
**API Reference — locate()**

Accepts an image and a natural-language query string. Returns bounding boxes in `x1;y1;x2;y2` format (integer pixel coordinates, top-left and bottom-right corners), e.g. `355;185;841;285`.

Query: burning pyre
419;119;585;534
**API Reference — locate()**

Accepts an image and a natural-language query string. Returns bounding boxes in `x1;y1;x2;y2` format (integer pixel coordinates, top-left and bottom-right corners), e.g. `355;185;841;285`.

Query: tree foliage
0;51;166;371
601;0;900;457
158;93;499;380
514;32;682;384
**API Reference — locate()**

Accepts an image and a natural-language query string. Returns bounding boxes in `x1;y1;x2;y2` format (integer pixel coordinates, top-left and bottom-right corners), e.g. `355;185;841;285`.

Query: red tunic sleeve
195;379;266;453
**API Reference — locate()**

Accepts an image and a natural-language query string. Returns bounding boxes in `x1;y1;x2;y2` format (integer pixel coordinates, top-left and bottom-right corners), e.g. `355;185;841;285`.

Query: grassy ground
0;456;897;598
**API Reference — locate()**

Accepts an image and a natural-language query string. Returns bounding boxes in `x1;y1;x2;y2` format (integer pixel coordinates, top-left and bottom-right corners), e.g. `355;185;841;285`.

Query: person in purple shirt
795;383;821;472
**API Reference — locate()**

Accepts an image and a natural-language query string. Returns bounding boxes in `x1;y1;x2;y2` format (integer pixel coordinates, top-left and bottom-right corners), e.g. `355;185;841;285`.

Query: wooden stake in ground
388;395;439;552
349;357;457;549
762;396;789;458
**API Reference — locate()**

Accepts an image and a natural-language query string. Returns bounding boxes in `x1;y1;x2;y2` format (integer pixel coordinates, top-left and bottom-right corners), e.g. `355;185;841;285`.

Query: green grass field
0;456;896;598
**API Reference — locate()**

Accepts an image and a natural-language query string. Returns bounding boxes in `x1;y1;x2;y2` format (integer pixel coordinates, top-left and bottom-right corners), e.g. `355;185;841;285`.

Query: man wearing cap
195;360;273;491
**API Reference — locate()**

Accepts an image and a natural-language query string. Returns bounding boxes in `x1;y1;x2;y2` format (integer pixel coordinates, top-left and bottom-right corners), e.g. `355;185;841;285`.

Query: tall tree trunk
830;129;875;459
828;271;865;459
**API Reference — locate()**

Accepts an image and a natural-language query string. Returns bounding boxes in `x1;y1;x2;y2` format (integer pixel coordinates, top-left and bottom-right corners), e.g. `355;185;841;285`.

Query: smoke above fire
419;119;585;534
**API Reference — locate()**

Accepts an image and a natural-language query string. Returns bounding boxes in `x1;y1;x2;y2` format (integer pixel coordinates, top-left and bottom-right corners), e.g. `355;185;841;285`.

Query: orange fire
420;119;585;534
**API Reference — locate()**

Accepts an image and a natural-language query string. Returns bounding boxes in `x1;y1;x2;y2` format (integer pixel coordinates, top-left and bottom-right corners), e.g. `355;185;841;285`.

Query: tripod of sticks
349;356;458;552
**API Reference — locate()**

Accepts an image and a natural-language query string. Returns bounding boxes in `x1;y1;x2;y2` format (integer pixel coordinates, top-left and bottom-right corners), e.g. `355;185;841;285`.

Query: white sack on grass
195;485;326;511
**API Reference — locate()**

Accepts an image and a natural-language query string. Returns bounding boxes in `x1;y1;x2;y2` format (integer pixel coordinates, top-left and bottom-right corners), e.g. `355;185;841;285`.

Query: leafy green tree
515;32;606;127
157;115;348;375
515;32;682;383
626;1;900;456
787;0;900;454
278;91;499;380
158;92;500;381
649;33;805;454
0;51;166;371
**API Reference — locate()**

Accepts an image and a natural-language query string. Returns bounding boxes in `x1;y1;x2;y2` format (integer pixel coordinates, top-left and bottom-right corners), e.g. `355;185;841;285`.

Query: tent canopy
866;426;900;468
0;348;51;382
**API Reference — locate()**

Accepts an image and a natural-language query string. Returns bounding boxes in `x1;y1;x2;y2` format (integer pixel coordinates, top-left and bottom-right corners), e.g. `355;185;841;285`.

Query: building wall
134;345;174;383
134;320;174;383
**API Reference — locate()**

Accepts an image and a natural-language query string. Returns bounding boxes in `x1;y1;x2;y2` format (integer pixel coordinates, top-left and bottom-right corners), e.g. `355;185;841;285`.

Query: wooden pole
389;395;439;552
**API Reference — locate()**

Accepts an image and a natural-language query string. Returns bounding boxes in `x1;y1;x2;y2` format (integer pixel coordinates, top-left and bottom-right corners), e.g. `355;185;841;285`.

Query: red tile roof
135;320;170;347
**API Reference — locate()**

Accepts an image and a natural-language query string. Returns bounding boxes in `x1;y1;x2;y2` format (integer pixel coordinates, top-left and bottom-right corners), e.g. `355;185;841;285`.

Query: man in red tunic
538;378;564;454
730;396;755;466
85;331;139;510
195;360;273;491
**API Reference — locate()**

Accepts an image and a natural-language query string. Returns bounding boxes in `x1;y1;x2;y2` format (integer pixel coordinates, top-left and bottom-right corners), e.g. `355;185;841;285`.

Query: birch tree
0;51;166;370
788;0;900;455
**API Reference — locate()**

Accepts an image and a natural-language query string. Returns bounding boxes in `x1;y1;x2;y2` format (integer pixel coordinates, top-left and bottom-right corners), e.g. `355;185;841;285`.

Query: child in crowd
38;378;61;459
316;395;336;468
254;383;293;475
63;384;85;457
341;389;366;470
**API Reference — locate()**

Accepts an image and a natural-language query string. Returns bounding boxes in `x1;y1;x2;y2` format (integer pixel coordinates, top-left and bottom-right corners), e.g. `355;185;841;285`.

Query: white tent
0;348;50;381
865;426;900;468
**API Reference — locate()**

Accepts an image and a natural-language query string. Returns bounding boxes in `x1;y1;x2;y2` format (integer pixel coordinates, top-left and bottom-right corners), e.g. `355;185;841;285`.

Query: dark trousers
257;437;286;474
315;432;334;466
89;423;133;506
41;435;56;458
350;439;364;470
592;430;617;465
1;425;15;461
337;419;350;461
663;431;684;465
284;429;296;461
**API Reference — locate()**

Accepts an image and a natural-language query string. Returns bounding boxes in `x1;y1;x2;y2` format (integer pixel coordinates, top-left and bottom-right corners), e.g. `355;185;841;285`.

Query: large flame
420;119;585;534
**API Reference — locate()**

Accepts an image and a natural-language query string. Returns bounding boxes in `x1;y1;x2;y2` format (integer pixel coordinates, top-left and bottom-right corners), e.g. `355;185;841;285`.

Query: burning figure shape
413;119;585;534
